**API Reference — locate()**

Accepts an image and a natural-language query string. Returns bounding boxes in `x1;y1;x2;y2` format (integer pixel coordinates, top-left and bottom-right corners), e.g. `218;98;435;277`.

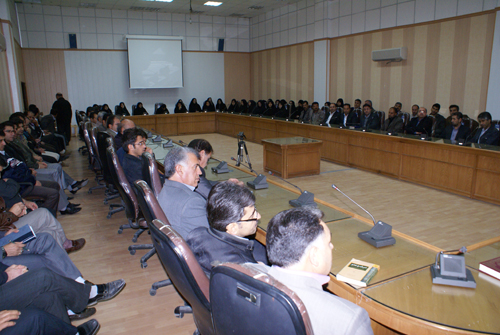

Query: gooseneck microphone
270;171;302;193
332;184;375;224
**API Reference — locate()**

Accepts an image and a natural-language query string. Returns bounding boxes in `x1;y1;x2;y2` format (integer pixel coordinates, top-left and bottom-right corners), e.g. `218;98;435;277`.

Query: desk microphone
230;157;268;189
434;246;467;270
431;246;475;288
267;171;316;207
331;184;375;224
332;184;395;248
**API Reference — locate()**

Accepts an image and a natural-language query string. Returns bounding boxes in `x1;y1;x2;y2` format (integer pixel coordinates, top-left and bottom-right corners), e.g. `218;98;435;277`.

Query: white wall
64;50;225;114
250;0;500;51
16;3;249;52
313;40;328;104
486;10;500;120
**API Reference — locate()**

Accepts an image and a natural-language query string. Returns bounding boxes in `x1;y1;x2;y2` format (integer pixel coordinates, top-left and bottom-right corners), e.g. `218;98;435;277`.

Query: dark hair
412;104;420;109
336;98;344;106
343;103;351;108
122;128;147;153
0;130;4;137
9;112;26;121
363;103;372;109
365;99;373;105
266;208;325;267
28;104;39;115
10;117;24;127
102;113;109;122
395;101;402;106
355;99;361;103
477;111;492;121
0;121;15;133
207;181;256;232
188;139;213;154
106;115;118;129
303;100;309;105
449;104;460;112
432;103;441;110
50;108;58;116
90;111;98;120
453;112;463;120
163;147;200;179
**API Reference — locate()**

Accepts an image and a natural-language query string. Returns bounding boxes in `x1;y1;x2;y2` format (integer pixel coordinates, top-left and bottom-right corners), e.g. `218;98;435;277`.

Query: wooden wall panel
0;24;13;118
224;53;251;103
22;49;68;115
250;42;314;103
329;12;495;118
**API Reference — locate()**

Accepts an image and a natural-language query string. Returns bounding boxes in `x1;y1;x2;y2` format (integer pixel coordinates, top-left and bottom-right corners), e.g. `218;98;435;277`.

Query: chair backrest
132;104;137;113
96;131;113;184
376;111;385;128
210;263;314;335
83;122;100;170
150;219;214;335
115;105;119;114
141;152;163;197
90;127;103;168
133;180;168;224
470;119;479;132
106;146;139;220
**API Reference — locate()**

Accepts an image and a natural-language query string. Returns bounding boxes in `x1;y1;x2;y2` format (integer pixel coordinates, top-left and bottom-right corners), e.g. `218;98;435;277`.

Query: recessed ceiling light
204;1;222;6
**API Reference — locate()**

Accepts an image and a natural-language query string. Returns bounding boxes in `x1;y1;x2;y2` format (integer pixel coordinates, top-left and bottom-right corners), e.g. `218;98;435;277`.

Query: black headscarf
227;99;238;112
155;104;169;114
133;102;148;115
189;98;201;113
116;102;130;116
216;99;226;112
174;100;187;113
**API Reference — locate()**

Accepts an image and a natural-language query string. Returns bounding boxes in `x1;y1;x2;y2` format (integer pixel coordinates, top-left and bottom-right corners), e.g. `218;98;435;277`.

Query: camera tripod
235;132;253;171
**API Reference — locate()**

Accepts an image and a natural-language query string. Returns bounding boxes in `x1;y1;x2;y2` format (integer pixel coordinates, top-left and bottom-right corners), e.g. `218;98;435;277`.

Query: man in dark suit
333;103;359;127
471;111;499;145
359;104;380;130
51;93;72;144
186;181;268;277
381;107;404;134
121;128;153;185
406;107;433;136
444;112;471;141
430;103;446;138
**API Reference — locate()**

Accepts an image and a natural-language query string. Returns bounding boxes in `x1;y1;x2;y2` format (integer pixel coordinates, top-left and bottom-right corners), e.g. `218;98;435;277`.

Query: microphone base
430;265;476;288
211;161;230;174
163;139;174;148
289;191;317;208
247;174;269;190
358;232;396;248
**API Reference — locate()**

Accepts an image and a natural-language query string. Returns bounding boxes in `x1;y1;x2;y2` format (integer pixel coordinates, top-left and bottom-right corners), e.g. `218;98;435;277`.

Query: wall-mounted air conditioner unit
372;47;407;63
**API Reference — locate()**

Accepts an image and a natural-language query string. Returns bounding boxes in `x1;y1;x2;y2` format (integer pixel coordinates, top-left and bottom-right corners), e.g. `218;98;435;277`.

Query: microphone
431;246;475;288
229;157;268;189
332;184;375;224
434;246;467;269
332;184;395;248
269;171;302;193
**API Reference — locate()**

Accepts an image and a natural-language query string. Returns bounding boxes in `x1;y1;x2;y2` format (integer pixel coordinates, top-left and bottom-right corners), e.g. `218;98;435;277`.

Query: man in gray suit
254;208;373;335
381;107;404;134
157;147;208;239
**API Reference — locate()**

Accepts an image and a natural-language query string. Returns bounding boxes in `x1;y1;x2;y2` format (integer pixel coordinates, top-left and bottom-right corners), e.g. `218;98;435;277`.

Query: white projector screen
127;38;183;89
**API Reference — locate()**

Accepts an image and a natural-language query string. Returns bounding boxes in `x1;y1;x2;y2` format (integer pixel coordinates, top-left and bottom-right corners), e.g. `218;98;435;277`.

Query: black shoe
67;196;74;200
77;319;100;335
60;207;82;215
72;179;89;189
88;279;126;307
68;202;81;209
69;307;96;321
69;187;81;195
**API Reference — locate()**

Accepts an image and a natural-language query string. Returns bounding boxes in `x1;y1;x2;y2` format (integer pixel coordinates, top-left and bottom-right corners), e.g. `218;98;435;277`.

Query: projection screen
126;36;183;89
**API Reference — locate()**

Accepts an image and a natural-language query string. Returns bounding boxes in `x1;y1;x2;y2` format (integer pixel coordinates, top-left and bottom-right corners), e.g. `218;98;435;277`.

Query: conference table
144;133;500;335
128;112;500;206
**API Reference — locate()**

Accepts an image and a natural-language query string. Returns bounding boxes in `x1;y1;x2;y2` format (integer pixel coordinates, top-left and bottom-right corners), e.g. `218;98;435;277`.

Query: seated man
104;114;120;138
381;107;403;133
96;112;107;132
430;103;446;138
254;207;373;335
444;112;471;142
334;103;359;127
308;102;325;125
471;111;499;145
115;119;135;157
359;104;380;130
410;104;419;119
158;147;207;239
187;181;267;276
120;128;153;184
405;107;433;136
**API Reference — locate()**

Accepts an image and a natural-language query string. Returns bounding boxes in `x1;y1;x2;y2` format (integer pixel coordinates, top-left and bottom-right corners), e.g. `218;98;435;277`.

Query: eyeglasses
237;208;259;223
132;141;146;147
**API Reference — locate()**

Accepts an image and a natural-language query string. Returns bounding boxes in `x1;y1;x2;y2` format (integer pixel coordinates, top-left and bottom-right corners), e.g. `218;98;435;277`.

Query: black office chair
141;152;163;196
150;219;214;335
96;131;121;207
133;181;172;294
210;263;314;335
132;104;137;114
83;122;106;193
106;146;147;239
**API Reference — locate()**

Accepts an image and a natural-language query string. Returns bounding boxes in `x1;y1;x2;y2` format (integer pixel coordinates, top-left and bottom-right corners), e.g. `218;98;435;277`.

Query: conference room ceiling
18;0;299;18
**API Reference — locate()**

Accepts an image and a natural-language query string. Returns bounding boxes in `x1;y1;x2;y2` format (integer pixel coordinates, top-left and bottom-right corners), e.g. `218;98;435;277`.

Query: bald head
118;119;135;134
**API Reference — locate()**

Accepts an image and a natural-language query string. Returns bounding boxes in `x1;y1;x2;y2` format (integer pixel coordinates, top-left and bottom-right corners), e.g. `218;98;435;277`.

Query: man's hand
35;180;42;187
0;310;20;331
8;203;26;217
37;162;47;169
29;168;37;177
23;200;37;211
145;147;153;154
5;265;28;282
4;242;25;257
33;154;42;162
228;178;245;187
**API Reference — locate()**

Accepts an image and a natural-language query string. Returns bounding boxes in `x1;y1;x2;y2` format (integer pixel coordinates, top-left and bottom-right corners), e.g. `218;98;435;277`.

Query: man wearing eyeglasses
121;128;153;185
186;181;268;277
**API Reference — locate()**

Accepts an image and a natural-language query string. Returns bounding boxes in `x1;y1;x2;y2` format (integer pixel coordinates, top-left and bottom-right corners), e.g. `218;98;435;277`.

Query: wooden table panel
474;170;500;203
155;115;179;136
349;133;401;153
401;142;477;168
349;146;400;176
400;155;474;195
476;155;500;173
177;113;215;134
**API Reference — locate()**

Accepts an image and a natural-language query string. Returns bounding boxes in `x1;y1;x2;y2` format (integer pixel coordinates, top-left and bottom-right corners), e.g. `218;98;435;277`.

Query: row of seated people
106;122;373;334
0;106;129;333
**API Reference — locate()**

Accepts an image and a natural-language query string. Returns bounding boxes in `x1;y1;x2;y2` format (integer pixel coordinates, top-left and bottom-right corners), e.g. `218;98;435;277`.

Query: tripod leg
243;142;253;170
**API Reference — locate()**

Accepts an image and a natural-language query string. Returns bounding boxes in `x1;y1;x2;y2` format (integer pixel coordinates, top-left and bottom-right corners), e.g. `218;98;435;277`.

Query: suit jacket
52;97;72;125
444;124;471;141
122;154;143;186
333;111;359;127
186;227;268;277
40;115;56;134
194;168;217;200
432;113;446;138
406;116;433;135
251;264;373;335
158;179;208;239
471;126;500;145
381;117;404;133
359;112;381;130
